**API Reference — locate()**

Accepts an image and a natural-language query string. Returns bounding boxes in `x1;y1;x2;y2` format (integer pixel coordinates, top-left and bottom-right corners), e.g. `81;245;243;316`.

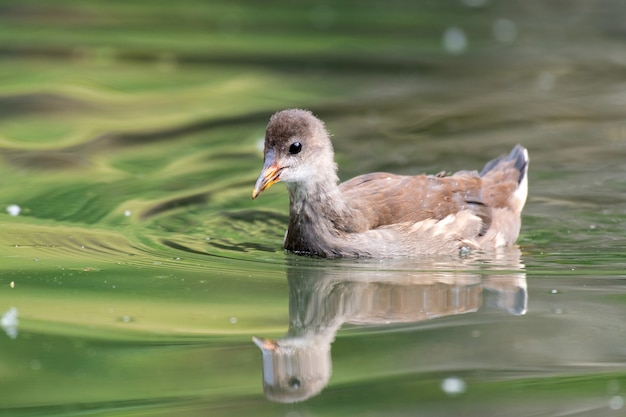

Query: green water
1;1;626;416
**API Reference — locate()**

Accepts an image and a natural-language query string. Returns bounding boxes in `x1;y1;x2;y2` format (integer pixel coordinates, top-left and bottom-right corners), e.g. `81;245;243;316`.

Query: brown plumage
252;109;529;258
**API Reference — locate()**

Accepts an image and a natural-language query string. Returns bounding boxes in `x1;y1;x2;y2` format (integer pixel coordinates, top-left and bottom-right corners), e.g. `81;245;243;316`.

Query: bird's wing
338;171;490;232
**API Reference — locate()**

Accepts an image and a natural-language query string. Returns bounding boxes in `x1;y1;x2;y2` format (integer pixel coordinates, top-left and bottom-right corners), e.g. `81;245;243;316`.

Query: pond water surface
1;1;626;416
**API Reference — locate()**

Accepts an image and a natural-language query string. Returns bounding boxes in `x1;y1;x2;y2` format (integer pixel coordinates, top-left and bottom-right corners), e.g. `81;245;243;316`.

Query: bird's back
337;145;529;249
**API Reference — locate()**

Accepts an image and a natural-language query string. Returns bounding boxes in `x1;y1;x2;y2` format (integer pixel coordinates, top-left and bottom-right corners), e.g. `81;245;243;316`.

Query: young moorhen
252;109;528;257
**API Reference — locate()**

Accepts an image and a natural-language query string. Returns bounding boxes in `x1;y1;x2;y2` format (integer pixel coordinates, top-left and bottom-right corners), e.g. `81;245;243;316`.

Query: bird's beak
252;149;281;199
252;336;279;351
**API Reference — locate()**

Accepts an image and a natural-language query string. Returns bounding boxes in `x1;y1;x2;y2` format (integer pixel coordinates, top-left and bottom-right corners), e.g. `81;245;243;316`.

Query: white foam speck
6;204;21;216
609;395;624;410
443;27;467;54
1;307;18;339
441;377;466;395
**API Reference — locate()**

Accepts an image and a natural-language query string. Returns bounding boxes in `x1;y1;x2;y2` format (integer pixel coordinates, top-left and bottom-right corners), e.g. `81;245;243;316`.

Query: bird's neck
287;176;343;214
284;173;349;256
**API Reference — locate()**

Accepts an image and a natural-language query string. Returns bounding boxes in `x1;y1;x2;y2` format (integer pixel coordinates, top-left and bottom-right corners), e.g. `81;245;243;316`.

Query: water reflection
254;249;526;403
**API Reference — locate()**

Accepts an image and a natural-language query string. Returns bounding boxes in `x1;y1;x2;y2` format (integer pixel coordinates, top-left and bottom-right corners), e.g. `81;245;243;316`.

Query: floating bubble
441;376;466;395
2;307;19;339
6;204;20;216
443;27;467;55
609;395;624;410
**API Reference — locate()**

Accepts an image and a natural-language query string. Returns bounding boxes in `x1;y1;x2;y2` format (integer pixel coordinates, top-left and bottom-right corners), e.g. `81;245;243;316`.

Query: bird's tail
480;144;529;213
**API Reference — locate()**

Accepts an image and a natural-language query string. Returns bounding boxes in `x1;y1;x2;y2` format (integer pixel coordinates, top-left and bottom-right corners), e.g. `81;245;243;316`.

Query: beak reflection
253;249;527;403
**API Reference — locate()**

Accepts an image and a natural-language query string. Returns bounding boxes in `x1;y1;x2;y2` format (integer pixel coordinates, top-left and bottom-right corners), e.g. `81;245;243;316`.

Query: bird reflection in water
253;249;527;403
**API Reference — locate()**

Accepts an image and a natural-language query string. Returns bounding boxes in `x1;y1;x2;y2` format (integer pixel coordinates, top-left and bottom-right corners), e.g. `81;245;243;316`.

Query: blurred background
2;1;624;209
1;1;626;416
1;0;624;223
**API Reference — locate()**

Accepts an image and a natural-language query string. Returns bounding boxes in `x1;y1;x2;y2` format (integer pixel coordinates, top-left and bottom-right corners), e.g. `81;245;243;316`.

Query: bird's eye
288;142;302;155
288;377;301;389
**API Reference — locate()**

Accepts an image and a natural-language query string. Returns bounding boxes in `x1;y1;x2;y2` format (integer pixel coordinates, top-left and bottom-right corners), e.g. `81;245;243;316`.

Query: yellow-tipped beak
252;336;279;351
252;150;281;199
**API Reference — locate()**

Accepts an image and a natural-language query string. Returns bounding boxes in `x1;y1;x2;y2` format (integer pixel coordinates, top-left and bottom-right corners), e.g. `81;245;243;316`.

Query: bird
252;109;529;258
